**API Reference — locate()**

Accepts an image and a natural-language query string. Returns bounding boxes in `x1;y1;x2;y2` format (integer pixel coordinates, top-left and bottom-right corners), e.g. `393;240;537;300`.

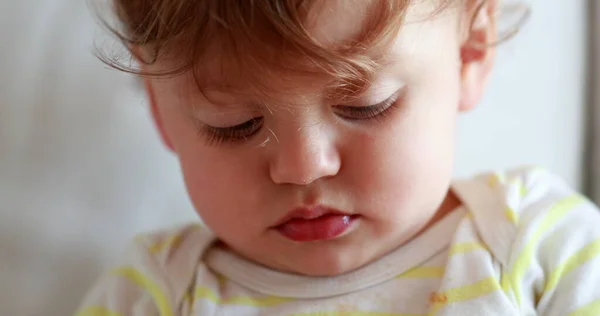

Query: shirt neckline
205;205;466;298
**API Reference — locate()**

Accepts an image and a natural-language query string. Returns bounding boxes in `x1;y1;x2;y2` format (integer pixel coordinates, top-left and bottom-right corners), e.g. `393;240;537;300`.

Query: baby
77;0;600;315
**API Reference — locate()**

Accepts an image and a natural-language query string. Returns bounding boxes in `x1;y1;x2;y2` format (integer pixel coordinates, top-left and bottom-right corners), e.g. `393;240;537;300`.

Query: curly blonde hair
96;0;526;99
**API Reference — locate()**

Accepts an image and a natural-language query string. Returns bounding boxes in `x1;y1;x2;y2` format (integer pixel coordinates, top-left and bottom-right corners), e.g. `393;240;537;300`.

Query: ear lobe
459;0;497;112
144;79;175;151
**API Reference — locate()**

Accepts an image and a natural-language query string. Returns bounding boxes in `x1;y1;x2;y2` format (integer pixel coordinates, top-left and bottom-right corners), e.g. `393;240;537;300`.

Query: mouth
273;205;359;242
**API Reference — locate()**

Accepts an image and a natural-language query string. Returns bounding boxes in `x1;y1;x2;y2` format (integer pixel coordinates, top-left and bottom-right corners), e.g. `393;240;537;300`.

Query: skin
143;0;496;276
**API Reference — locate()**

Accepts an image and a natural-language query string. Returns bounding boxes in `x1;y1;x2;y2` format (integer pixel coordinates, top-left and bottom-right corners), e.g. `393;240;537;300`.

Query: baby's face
147;1;474;276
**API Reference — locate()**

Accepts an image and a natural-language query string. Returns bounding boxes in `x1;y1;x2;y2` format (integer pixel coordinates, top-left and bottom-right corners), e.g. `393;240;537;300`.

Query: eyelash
201;117;264;145
199;91;402;145
333;94;400;122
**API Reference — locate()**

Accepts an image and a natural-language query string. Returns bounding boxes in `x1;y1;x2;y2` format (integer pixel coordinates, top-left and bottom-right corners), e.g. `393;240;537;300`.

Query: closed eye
334;89;403;121
200;117;264;145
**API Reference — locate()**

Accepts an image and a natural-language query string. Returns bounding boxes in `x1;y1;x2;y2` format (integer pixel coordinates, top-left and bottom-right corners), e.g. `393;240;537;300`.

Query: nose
268;123;341;186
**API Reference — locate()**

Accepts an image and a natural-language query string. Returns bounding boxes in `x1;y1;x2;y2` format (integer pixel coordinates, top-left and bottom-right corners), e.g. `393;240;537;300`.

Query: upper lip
273;205;351;227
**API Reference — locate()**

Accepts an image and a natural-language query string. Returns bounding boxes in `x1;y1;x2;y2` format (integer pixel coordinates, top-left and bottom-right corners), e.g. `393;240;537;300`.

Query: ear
459;0;497;112
144;78;175;151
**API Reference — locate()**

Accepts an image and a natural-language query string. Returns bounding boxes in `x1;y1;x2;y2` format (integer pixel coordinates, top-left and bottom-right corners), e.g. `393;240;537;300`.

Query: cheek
158;104;266;228
179;150;263;223
403;84;460;176
345;86;459;211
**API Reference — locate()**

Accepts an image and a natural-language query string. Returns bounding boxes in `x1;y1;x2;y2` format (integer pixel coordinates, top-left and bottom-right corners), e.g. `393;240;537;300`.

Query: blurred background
0;0;598;315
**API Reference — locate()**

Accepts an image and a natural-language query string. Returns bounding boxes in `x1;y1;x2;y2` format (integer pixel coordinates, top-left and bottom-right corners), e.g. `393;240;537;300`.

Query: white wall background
0;0;588;315
455;0;588;185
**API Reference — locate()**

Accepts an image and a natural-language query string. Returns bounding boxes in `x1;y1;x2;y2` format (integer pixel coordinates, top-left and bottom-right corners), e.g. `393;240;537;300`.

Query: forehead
160;0;461;106
307;0;448;46
306;0;374;47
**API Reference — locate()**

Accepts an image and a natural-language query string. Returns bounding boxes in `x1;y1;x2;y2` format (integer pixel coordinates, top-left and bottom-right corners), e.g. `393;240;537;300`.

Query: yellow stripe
398;267;445;279
75;306;123;316
290;312;424;316
488;173;505;188
429;277;500;315
148;234;183;254
444;277;500;302
519;180;528;197
505;194;585;306
505;207;519;224
224;295;293;307
545;238;600;293
192;286;292;307
110;267;172;316
500;273;512;296
193;286;220;303
141;224;203;254
509;178;529;198
570;298;600;316
449;242;488;255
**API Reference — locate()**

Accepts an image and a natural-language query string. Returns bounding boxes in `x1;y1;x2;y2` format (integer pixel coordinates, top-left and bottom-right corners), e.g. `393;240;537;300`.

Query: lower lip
276;214;358;242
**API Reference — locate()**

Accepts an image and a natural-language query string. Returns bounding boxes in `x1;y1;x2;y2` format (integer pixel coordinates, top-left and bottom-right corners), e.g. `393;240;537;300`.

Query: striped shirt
76;167;600;315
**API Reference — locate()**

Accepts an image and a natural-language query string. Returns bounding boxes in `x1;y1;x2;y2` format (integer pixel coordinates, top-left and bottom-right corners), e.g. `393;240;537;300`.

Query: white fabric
76;168;600;315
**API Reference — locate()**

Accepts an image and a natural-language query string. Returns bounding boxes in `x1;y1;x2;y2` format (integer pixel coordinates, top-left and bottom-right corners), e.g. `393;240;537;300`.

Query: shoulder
488;168;600;312
76;223;218;316
477;166;597;235
118;222;216;283
453;166;600;265
132;222;216;266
